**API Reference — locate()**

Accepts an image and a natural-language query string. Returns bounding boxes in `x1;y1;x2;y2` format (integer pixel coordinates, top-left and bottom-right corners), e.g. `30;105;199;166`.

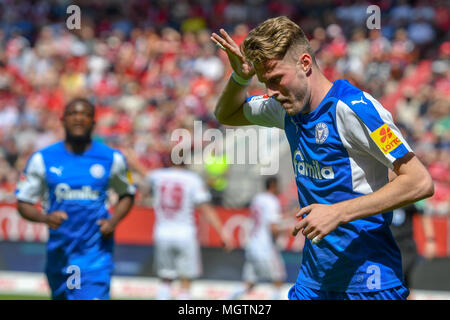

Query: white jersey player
229;177;290;300
123;149;232;300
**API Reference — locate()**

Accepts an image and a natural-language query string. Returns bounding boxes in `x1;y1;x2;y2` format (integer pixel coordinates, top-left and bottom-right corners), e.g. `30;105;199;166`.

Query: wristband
231;72;251;86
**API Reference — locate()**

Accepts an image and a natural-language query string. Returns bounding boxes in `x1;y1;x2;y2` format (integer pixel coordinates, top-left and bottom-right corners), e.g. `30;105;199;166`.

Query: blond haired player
211;16;434;300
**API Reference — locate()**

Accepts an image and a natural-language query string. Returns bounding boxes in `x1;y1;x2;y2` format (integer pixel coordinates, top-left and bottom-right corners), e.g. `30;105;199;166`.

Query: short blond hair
242;16;315;67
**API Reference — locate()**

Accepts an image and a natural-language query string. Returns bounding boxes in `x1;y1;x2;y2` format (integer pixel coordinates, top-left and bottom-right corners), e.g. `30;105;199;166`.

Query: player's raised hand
211;29;254;80
292;204;343;244
97;219;116;238
45;211;68;229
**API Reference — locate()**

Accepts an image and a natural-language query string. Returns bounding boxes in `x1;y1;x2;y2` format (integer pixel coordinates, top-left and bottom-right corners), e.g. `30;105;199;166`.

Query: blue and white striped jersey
243;79;411;292
16;141;136;274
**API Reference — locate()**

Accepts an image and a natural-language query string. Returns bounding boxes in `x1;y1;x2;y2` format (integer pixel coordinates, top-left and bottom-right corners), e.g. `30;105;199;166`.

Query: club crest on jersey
90;164;105;179
370;124;403;154
315;122;329;144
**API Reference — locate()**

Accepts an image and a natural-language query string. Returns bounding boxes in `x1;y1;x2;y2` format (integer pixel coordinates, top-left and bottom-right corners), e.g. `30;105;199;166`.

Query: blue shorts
288;283;410;300
47;268;112;300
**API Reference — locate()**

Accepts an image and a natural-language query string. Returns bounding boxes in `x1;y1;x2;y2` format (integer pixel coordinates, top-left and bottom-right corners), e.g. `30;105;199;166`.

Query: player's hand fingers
296;205;313;218
311;235;322;245
219;28;238;48
210;35;227;51
302;224;315;237
50;212;67;227
307;229;321;241
292;218;307;236
49;219;62;229
211;33;239;55
57;211;68;220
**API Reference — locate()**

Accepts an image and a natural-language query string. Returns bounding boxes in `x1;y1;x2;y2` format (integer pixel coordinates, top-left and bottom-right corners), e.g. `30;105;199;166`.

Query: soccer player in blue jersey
211;16;434;300
15;98;136;300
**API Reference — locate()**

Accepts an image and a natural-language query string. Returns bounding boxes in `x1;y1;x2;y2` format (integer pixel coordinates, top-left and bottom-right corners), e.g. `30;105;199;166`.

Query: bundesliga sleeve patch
370;124;403;154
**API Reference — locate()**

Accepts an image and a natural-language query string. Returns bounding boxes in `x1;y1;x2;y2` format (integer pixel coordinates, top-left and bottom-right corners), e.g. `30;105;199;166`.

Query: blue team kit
16;141;134;299
246;79;411;300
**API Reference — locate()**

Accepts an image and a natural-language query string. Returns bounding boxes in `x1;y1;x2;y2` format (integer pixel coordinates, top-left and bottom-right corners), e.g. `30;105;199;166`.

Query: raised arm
211;29;254;126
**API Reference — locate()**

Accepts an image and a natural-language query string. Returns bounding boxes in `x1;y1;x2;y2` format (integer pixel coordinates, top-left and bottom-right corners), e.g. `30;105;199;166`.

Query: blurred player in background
211;16;434;300
124;149;233;300
15;98;136;300
228;176;292;300
390;167;436;300
391;202;436;299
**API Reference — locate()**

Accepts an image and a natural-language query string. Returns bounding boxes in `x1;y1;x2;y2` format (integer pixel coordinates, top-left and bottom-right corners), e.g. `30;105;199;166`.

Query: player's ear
298;53;312;74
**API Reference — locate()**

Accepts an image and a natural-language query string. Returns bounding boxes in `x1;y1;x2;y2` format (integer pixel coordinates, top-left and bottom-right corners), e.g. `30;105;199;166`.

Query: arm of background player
98;194;135;238
271;223;288;237
421;214;436;259
294;153;434;241
211;29;254;126
101;194;135;232
17;201;67;229
198;202;234;251
271;206;299;237
392;167;436;258
99;152;137;237
15;153;67;229
121;148;149;178
17;201;48;224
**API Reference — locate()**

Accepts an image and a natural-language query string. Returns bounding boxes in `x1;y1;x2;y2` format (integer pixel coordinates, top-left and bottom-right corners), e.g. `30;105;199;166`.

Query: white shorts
242;246;286;283
154;236;202;280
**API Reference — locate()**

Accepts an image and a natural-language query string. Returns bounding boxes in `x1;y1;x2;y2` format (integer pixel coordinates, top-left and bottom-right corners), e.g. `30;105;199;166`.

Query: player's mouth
70;124;87;133
280;100;291;108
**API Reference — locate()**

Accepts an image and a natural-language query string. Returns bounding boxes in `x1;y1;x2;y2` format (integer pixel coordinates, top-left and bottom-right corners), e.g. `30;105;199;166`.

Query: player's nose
267;88;279;99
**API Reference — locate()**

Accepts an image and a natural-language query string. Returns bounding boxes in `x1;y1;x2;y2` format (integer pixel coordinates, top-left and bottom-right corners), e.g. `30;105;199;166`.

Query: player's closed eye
267;76;282;87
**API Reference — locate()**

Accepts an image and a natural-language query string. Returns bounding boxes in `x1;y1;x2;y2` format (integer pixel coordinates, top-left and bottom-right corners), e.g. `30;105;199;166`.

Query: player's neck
307;69;333;114
64;139;92;154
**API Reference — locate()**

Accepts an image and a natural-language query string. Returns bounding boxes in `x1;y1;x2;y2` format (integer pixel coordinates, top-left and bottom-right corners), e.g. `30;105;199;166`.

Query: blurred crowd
0;0;448;215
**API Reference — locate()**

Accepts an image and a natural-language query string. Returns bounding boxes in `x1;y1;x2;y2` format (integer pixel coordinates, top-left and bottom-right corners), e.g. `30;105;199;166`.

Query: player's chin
66;131;91;143
284;106;299;116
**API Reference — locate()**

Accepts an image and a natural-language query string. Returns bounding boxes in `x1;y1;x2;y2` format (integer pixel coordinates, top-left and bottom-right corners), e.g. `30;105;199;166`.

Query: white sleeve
336;93;412;170
192;175;212;205
109;152;137;196
243;95;285;129
15;152;46;204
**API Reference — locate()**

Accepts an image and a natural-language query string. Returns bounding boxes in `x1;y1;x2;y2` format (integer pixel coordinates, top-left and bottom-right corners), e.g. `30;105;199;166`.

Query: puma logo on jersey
50;166;63;176
293;150;334;180
351;97;367;105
